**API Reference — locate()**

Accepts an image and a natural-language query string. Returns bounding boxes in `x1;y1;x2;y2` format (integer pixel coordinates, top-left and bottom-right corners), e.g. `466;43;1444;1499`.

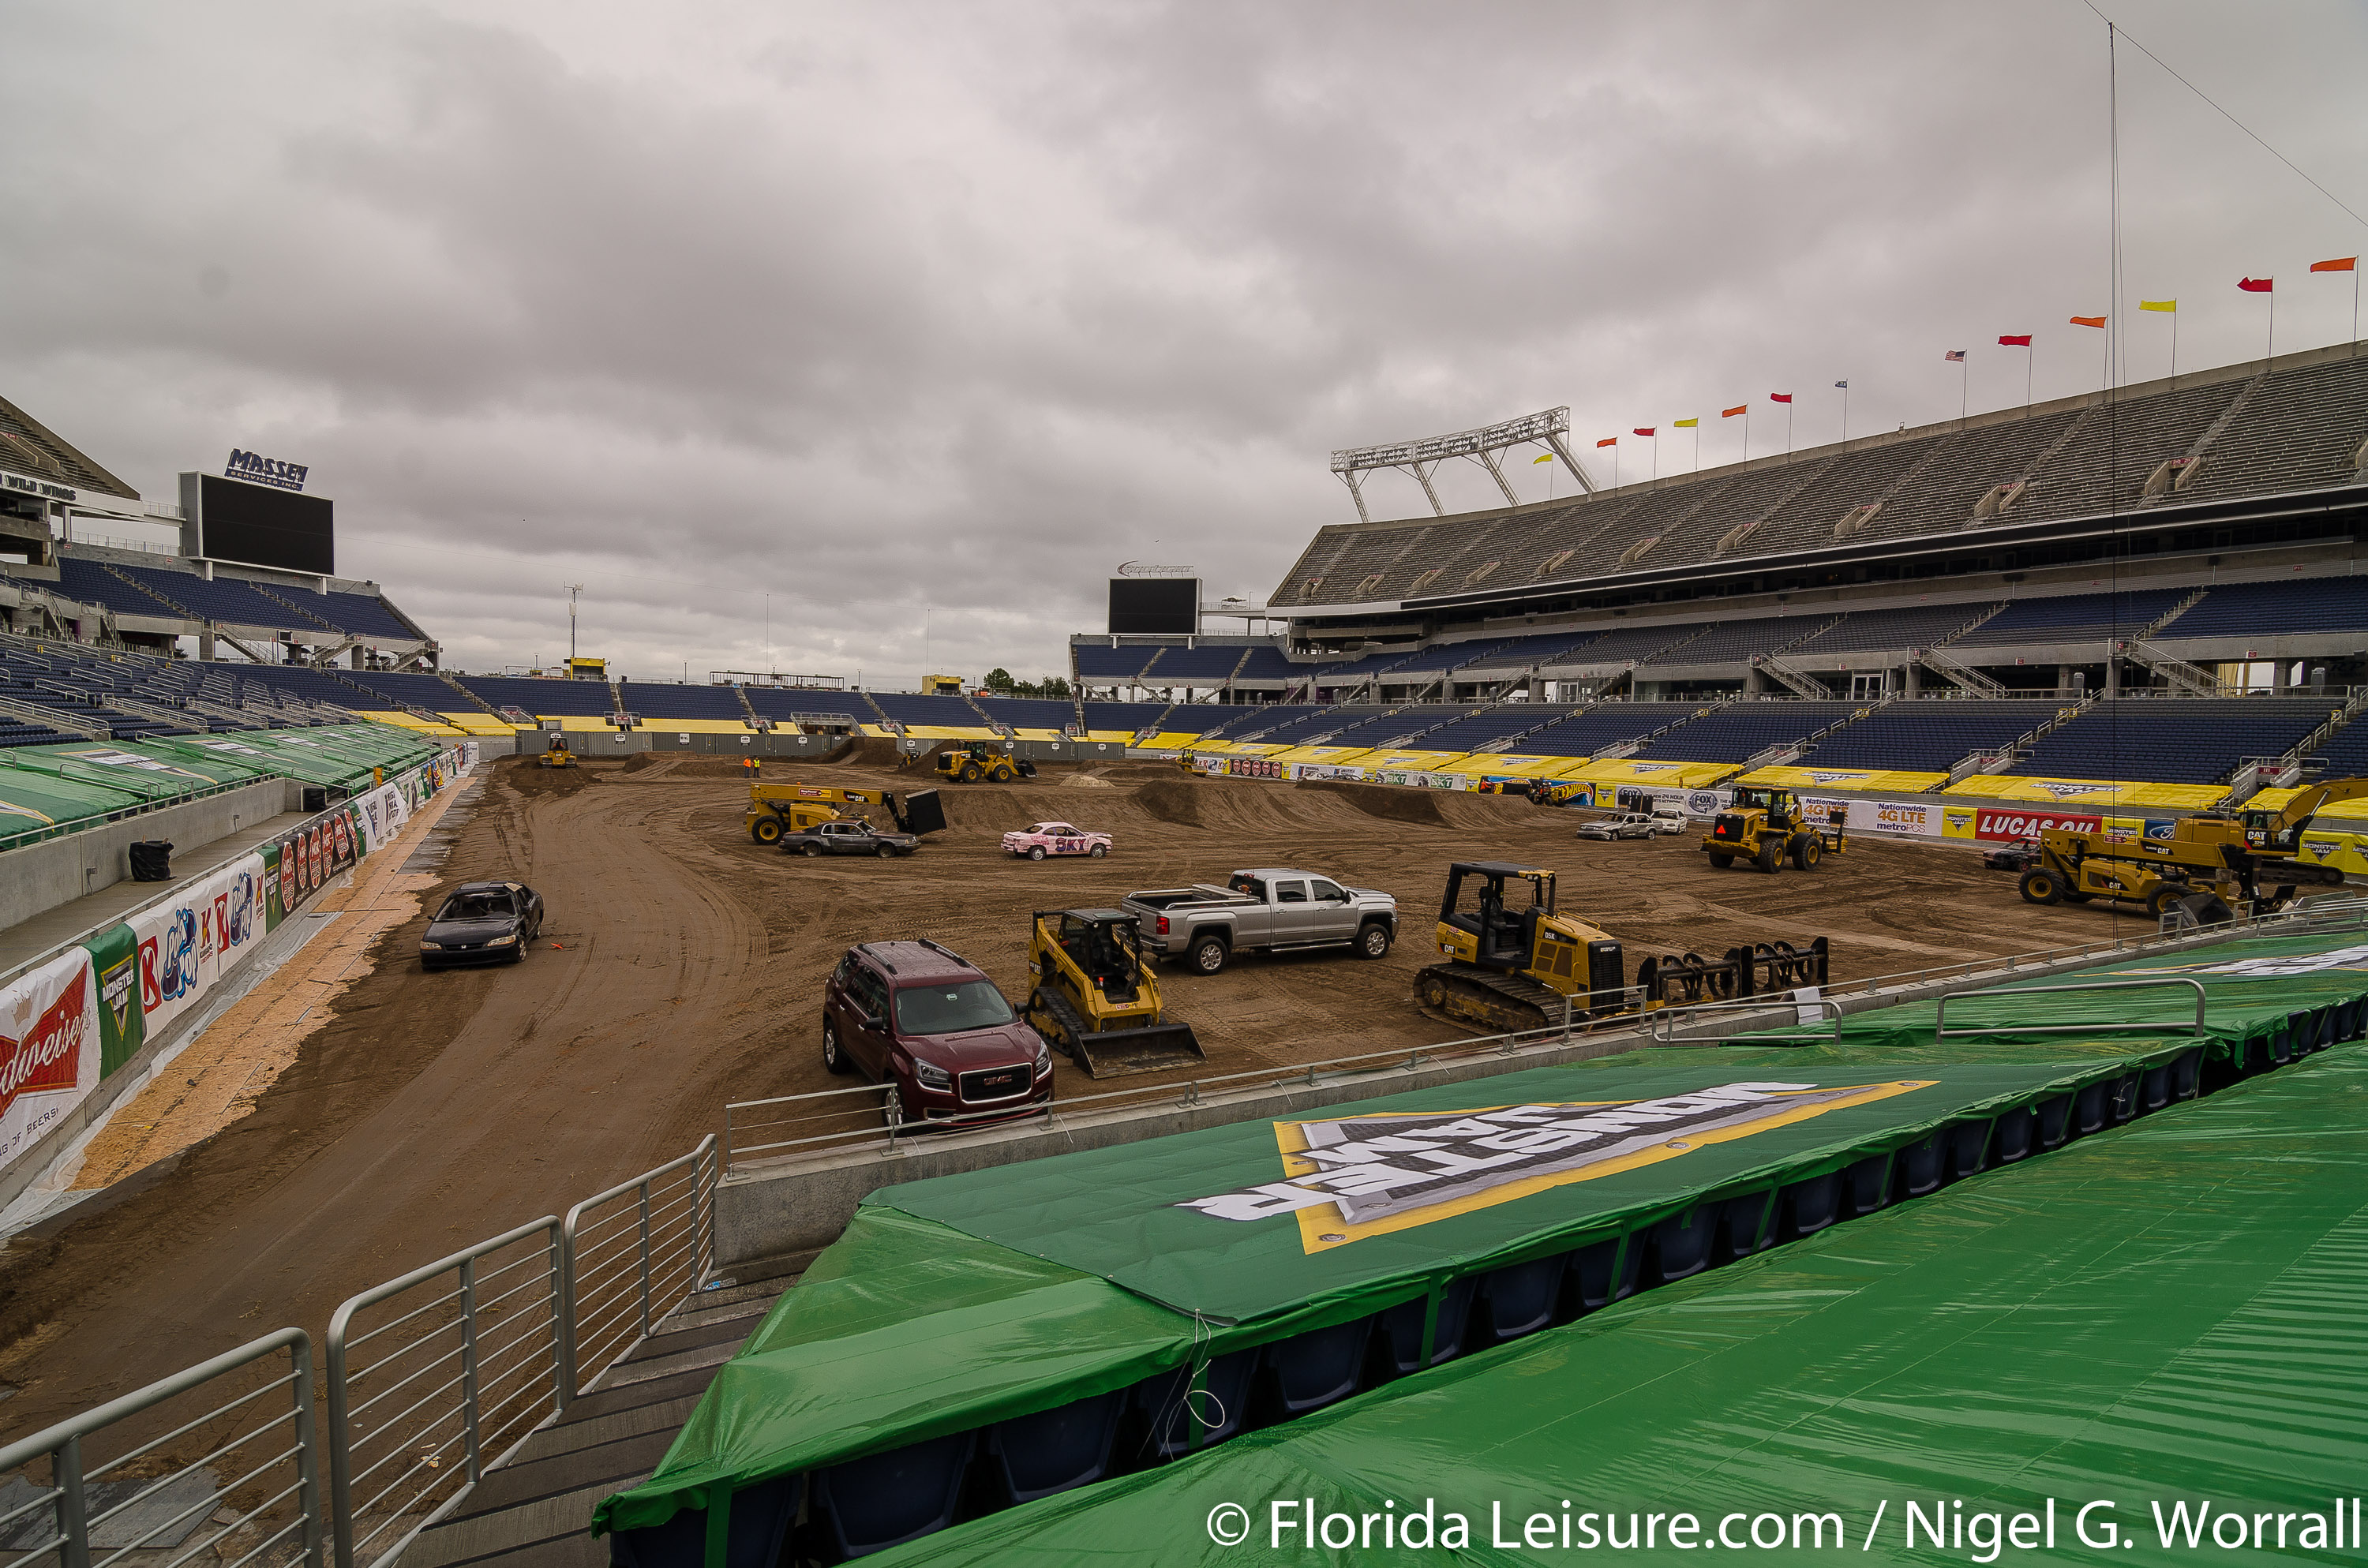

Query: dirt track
0;756;2150;1435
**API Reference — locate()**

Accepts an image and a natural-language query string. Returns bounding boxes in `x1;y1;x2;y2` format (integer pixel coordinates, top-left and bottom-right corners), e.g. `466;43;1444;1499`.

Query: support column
2104;653;2120;698
2271;658;2290;694
2056;664;2075;700
199;628;216;661
1903;661;1921;698
1743;666;1765;696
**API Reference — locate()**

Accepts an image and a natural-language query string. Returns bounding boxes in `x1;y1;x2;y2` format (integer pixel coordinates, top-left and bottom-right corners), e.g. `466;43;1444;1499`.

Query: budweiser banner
0;949;101;1171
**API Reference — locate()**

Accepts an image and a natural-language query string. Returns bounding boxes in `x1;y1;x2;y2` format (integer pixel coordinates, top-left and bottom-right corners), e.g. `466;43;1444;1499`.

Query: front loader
937;740;1038;784
1703;787;1845;873
1025;908;1205;1077
743;782;947;844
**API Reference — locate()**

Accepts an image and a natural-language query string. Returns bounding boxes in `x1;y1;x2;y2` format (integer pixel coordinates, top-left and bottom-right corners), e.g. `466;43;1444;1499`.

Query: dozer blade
1071;1020;1206;1079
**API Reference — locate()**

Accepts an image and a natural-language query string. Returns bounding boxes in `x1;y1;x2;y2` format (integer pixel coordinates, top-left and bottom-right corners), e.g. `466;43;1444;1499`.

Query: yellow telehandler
742;782;946;844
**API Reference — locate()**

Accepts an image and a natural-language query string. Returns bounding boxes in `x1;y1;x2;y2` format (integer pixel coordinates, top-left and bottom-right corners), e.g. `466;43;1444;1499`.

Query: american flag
1945;350;1967;362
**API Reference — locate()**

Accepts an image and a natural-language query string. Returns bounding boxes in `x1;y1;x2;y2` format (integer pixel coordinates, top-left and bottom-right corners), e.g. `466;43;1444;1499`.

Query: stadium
8;16;2368;1564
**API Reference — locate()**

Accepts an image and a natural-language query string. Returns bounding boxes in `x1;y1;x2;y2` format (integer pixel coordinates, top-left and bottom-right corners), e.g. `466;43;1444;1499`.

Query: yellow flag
1673;417;1699;428
2140;299;2177;312
1532;453;1553;463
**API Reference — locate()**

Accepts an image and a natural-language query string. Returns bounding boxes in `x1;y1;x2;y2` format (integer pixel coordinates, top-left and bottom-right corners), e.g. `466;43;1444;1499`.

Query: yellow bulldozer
2016;777;2367;917
935;739;1038;784
1703;786;1845;873
1024;907;1206;1077
537;733;579;769
1413;861;1830;1033
742;782;947;844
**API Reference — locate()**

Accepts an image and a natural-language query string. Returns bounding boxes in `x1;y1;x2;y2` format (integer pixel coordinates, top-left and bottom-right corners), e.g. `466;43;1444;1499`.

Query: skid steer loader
1024;907;1206;1077
937;739;1037;784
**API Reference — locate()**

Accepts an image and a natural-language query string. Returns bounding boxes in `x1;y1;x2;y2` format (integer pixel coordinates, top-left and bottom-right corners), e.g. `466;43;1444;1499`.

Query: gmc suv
821;940;1052;1126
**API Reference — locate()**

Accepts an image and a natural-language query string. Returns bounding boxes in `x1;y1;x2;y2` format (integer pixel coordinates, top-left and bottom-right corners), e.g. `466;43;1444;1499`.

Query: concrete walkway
0;810;310;975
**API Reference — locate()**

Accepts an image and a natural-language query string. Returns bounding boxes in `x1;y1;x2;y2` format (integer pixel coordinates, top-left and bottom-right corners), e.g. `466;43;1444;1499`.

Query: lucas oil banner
0;949;101;1171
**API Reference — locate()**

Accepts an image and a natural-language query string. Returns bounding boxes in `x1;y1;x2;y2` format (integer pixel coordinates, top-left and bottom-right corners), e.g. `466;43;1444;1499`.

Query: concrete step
404;1480;630;1568
440;1426;676;1522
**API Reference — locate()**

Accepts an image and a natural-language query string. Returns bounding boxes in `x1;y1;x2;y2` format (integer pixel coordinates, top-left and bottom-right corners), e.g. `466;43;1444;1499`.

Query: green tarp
597;926;2368;1545
874;1042;2368;1565
0;767;148;845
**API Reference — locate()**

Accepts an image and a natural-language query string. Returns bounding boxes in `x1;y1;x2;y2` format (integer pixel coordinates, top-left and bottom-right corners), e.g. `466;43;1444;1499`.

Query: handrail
1650;994;1843;1045
558;1136;716;1409
0;1327;320;1568
1935;978;2209;1038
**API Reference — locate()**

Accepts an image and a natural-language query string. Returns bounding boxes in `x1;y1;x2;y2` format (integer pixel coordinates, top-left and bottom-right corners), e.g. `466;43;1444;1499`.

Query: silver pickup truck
1121;867;1397;975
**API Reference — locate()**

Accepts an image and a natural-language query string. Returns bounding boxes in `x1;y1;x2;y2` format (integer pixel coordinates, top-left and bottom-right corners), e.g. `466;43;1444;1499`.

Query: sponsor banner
87;922;145;1078
1968;807;2102;843
1290;764;1365;784
133;851;266;1040
1859;798;1936;837
272;806;362;924
1366;769;1464;791
1598;784;1731;818
356;782;412;855
1223;757;1286;780
0;949;101;1171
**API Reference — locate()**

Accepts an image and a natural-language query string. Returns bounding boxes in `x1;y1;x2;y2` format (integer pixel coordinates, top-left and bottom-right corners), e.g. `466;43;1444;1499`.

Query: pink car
1002;821;1112;861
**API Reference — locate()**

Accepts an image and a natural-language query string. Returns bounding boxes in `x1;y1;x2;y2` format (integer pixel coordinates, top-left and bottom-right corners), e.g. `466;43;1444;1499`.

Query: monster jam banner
131;851;268;1040
0;948;101;1172
871;1050;2183;1326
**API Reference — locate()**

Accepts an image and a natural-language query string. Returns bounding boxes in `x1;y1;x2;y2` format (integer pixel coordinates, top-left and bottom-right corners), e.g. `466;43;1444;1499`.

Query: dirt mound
1294;778;1448;827
502;757;594;796
1134;778;1205;828
819;735;905;767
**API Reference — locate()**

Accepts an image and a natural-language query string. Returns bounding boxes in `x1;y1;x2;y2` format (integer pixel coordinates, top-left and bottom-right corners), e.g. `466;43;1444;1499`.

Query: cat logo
1176;1079;1933;1252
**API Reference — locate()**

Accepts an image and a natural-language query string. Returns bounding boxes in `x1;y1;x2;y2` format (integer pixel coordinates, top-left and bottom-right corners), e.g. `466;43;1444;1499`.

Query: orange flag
2312;256;2358;272
1721;404;1747;418
2070;316;2106;328
1596;436;1617;447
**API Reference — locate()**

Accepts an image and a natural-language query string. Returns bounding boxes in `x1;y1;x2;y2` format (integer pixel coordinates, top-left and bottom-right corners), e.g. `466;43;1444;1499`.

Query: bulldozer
1414;862;1830;1033
2016;779;2366;917
1703;786;1845;873
936;739;1038;784
1024;907;1206;1077
742;782;947;844
537;733;579;769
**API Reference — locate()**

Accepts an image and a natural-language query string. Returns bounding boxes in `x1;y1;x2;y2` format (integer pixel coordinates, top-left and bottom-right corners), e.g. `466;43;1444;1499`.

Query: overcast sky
6;2;2364;686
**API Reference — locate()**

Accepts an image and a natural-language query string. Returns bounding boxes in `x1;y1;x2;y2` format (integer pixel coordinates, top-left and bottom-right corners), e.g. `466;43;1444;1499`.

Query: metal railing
0;1329;320;1568
325;1219;562;1568
1650;994;1844;1044
559;1138;718;1409
1935;978;2209;1038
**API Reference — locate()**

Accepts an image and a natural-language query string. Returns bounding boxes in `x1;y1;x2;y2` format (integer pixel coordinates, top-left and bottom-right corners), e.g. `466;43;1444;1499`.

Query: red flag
1596;436;1617;447
1769;392;1792;404
1722;405;1747;418
1633;427;1655;437
1998;334;2033;347
2238;276;2273;293
2312;256;2358;273
2069;316;2106;328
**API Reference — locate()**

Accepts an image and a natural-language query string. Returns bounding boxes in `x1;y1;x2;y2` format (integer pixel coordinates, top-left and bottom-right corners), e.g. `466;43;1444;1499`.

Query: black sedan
781;820;920;859
1982;839;2043;873
421;881;545;968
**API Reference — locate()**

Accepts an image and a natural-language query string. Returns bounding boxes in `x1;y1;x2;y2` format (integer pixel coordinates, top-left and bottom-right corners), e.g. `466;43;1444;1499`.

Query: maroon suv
821;940;1052;1125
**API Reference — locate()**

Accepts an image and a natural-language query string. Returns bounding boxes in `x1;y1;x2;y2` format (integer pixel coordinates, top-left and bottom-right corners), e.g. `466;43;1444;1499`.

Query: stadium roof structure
1331;406;1593;523
0;393;139;503
1279;342;2368;627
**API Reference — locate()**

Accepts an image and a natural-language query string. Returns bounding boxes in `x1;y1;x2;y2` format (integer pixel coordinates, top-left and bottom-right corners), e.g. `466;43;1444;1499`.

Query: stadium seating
2003;698;2331;786
1645;617;1834;666
1951;589;2190;647
1788;602;1998;655
109;562;335;631
1079;702;1171;734
1384;639;1509;675
1141;645;1253;683
328;668;475;710
743;687;867;724
1632;701;1858;762
1452;631;1606;674
1072;642;1163;680
455;675;619;717
1400;705;1573;753
2179;354;2368;507
1233;705;1363;747
1230;646;1303;683
1156;704;1271;739
1307;704;1474;750
49;559;182;618
628;683;751;721
1535;622;1711;668
865;692;986;729
2302;712;2368;775
1800;700;2050;772
972;696;1078;732
2152;574;2368;641
1311;648;1414;682
1511;702;1706;758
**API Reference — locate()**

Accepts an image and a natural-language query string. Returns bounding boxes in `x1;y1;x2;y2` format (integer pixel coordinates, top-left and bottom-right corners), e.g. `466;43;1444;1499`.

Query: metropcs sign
224;449;309;492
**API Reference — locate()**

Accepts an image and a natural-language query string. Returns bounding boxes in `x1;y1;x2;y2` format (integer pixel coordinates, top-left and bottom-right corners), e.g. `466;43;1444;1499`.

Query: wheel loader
742;782;946;844
537;733;579;769
1414;862;1830;1033
1024;907;1206;1077
936;739;1038;784
1703;787;1845;873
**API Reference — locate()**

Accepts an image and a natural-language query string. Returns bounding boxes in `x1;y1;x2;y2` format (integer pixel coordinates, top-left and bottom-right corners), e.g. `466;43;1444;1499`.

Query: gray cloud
4;1;2362;683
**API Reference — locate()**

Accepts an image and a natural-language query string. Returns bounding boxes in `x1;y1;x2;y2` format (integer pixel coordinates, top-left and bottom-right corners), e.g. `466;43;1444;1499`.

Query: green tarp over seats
147;723;433;789
1733;926;2368;1066
871;1040;2368;1566
0;766;150;848
596;926;2368;1559
0;739;263;800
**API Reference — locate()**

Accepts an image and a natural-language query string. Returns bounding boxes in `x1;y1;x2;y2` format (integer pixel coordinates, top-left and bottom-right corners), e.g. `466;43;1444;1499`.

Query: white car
1650;807;1690;835
1576;812;1657;842
1002;821;1113;860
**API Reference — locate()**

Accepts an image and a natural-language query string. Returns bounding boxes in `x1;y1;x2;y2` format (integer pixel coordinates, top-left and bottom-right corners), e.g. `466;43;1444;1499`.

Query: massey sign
224;448;309;492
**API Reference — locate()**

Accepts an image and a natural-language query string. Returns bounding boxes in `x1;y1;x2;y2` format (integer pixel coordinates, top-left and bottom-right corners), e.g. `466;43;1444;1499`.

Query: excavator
742;782;947;844
1025;907;1206;1077
1413;861;1829;1033
2017;777;2366;916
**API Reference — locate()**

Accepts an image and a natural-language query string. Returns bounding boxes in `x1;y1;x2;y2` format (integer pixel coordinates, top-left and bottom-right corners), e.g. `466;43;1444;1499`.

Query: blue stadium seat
1471;1254;1565;1344
1648;1207;1720;1282
1131;1349;1257;1458
983;1390;1125;1504
813;1431;973;1559
608;1475;800;1568
1565;1236;1643;1312
1373;1280;1478;1375
1257;1317;1371;1416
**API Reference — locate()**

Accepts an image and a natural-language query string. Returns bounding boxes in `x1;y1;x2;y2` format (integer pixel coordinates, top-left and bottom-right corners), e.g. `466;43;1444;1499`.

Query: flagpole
1960;360;1968;429
1842;384;1849;440
1785;402;1793;459
2025;348;2033;412
2171;310;2177;380
2267;286;2275;365
1694;425;1700;472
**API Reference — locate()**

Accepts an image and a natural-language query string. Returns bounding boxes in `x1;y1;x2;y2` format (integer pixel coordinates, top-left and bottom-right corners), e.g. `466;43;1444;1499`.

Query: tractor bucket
1070;1020;1206;1079
897;788;948;836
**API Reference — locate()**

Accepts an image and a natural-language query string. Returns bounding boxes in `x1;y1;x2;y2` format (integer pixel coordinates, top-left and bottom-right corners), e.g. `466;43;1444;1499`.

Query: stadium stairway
401;1259;805;1568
